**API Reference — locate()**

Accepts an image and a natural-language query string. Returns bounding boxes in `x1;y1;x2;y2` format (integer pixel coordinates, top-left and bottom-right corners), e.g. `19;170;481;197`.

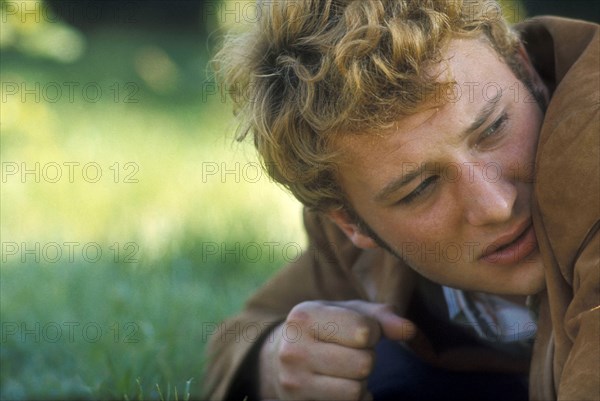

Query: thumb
344;301;417;342
372;305;417;341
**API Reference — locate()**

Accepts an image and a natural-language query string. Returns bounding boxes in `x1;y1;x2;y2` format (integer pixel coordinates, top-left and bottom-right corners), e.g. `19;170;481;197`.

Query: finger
279;372;368;401
287;302;381;348
340;301;417;341
308;341;375;380
310;375;368;401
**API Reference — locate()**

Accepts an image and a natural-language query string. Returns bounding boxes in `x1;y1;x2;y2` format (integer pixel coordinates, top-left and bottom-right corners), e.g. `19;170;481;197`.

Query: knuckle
288;301;317;324
278;339;303;364
354;318;378;346
278;372;301;394
357;351;375;378
353;323;372;346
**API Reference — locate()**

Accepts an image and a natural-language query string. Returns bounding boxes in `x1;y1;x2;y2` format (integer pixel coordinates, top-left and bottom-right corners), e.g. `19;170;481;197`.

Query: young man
204;1;599;400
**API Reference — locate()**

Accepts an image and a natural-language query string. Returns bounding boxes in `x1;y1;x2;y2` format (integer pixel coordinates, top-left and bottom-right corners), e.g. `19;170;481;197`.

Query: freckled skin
331;38;547;296
259;38;550;400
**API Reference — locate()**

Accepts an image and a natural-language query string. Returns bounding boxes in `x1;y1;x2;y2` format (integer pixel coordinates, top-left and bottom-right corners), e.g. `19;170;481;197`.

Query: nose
461;165;517;226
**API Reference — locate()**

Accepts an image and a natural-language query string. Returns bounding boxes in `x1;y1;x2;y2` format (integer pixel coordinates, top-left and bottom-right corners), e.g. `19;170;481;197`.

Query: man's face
330;38;547;295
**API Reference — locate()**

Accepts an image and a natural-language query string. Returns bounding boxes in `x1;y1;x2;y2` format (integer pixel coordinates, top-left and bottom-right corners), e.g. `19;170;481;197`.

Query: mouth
480;220;539;265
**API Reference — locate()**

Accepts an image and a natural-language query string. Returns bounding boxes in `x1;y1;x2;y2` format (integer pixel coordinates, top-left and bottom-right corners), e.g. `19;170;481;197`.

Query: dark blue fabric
368;338;529;401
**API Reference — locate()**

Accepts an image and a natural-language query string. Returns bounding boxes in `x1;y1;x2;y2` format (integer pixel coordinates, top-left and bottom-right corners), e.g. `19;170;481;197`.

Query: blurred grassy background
1;1;305;399
0;0;557;399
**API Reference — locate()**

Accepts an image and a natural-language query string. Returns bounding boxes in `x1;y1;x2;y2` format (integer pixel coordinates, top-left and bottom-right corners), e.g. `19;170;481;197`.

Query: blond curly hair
214;0;524;211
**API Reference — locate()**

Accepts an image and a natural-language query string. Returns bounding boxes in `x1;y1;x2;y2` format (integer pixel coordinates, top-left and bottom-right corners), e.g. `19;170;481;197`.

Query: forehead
333;37;515;164
433;36;507;86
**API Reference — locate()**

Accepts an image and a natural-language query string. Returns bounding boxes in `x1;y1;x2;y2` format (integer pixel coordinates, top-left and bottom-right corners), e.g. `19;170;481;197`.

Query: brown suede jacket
203;17;599;401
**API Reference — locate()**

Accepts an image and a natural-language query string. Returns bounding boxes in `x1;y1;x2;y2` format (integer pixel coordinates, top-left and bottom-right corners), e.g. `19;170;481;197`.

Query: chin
517;270;547;295
494;260;547;296
442;262;546;296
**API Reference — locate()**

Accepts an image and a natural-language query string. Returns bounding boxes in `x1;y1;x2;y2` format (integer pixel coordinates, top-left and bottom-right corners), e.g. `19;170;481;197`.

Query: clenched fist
258;300;417;400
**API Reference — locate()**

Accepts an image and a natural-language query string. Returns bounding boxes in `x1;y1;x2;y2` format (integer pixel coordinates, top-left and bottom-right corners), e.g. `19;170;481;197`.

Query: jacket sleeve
529;18;600;401
559;228;600;400
201;209;369;400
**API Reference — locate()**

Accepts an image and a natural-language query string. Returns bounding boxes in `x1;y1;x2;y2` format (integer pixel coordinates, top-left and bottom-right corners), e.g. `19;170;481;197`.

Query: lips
480;220;539;265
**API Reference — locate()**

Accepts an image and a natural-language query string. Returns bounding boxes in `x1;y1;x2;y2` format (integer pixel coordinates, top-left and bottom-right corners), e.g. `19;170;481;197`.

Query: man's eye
398;175;439;204
479;113;509;143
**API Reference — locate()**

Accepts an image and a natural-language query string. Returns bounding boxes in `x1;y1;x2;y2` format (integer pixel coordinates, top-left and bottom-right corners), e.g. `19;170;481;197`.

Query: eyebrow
374;91;503;203
463;91;502;140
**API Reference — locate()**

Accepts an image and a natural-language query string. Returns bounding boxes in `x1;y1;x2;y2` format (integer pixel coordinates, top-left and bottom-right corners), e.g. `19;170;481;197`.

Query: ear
327;209;379;249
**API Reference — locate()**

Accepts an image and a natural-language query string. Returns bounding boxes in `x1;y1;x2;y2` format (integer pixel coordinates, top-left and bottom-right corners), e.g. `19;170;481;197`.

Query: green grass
1;1;527;399
0;6;304;400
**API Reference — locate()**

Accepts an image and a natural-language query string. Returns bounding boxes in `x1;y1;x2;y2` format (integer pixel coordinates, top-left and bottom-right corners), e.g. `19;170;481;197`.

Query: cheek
487;110;541;181
376;203;457;247
507;114;542;180
516;105;543;153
